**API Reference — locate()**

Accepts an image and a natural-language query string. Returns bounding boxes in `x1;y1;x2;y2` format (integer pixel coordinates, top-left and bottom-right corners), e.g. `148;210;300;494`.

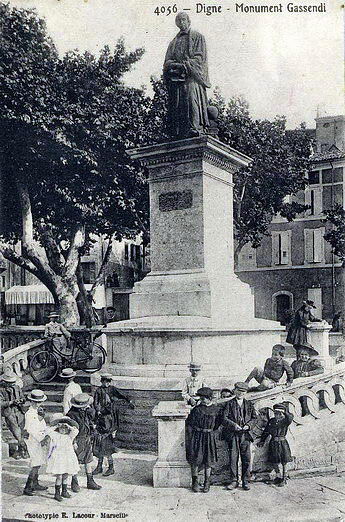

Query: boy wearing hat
66;393;101;491
257;403;294;486
23;389;49;495
291;344;324;379
286;300;322;349
60;368;82;414
92;373;134;476
245;344;294;391
222;382;257;491
182;363;208;406
186;387;222;493
44;312;71;354
0;372;27;459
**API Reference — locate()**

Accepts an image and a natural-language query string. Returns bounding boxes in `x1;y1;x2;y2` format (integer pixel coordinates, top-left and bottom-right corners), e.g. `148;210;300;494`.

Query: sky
9;0;345;128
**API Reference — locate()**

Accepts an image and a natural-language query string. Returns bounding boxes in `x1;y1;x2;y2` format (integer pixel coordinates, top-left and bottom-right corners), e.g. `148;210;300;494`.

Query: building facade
236;115;345;324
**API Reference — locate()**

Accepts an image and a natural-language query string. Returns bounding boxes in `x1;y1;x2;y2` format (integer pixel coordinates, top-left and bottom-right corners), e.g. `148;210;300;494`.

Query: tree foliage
323;204;345;262
0;2;151;325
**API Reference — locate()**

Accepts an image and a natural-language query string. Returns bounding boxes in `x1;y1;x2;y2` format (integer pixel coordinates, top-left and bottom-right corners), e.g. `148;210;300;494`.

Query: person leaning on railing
44;312;71;354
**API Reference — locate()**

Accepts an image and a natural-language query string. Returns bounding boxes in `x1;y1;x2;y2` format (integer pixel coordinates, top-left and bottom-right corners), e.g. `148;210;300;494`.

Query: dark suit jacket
222;397;257;442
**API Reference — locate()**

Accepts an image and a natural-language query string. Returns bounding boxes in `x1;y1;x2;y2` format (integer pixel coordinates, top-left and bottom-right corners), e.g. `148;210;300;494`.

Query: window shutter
272;232;280;265
314;187;323;215
305;187;311;216
280;231;290;265
304;229;314;263
313;228;325;263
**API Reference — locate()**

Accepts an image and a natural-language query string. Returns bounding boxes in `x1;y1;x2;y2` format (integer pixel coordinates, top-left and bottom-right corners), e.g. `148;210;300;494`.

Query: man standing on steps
0;373;28;459
60;368;82;414
222;382;257;491
66;393;102;491
182;362;208;406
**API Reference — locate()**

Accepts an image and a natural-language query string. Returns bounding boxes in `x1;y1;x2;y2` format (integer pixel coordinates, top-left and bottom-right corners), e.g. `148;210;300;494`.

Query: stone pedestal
309;321;334;371
127;136;259;329
152;401;191;487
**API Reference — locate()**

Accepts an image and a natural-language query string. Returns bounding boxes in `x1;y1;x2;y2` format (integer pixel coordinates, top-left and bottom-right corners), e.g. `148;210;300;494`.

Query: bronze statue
163;12;211;139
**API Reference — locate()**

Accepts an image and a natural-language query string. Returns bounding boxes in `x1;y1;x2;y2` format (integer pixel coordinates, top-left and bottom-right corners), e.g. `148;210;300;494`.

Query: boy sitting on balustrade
245;344;294;391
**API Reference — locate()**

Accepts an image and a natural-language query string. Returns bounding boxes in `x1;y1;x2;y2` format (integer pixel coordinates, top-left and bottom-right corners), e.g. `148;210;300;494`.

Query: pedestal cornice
127;135;252;173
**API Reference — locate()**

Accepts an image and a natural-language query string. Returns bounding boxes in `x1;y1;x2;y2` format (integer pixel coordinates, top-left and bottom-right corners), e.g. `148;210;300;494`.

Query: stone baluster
309;321;333;371
152;401;191;487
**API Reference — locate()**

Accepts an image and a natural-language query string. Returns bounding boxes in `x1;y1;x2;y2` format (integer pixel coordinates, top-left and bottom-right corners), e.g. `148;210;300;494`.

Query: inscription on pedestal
159;190;193;212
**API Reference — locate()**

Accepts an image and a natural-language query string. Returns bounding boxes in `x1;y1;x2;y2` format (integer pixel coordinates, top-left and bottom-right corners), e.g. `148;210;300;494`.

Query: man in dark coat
163;12;210;139
222;382;257;491
286;300;321;348
0;373;27;459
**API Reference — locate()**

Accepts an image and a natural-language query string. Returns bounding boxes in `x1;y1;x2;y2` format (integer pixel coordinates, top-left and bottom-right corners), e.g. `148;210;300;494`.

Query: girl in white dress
46;414;80;501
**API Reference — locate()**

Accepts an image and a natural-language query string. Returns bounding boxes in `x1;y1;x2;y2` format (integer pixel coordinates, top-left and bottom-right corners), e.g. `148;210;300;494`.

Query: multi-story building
236;115;345;324
0;236;148;326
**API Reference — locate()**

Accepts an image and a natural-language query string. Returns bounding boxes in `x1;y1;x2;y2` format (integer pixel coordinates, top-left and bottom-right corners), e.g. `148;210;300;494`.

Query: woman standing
286;300;321;349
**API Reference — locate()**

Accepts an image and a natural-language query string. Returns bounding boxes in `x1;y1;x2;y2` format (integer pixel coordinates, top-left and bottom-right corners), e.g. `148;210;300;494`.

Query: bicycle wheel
74;342;106;373
30;350;59;383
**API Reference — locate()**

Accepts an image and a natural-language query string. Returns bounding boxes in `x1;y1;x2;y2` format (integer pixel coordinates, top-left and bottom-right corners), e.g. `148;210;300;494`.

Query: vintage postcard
1;0;344;521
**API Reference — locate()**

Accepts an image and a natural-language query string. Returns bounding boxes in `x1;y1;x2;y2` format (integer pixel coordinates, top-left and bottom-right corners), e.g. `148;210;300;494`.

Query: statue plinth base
128;136;272;329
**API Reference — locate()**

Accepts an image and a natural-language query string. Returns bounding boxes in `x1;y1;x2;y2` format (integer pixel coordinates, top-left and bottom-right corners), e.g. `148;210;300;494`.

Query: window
20;267;26;286
81;262;96;284
238;243;257;270
308;171;319;185
304;228;325;264
272;231;291;266
124;244;129;261
305;186;322;216
322;167;343;184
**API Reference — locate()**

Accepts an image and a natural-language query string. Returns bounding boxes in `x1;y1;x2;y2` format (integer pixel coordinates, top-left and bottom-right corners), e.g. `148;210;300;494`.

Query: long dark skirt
268;440;292;464
186;429;218;467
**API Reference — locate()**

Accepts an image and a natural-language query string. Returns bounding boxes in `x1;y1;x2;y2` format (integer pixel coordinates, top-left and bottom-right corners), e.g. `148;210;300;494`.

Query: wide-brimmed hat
27;389;47;402
50;413;79;429
295;343;319;357
189;362;201;370
196;387;213;399
273;403;287;413
59;368;77;378
48;311;60;318
70;393;92;408
234;382;249;392
1;373;18;383
100;373;113;381
303;300;317;309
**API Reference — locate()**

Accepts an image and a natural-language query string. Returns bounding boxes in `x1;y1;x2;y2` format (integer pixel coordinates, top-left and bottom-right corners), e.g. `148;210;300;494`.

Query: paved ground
2;451;345;522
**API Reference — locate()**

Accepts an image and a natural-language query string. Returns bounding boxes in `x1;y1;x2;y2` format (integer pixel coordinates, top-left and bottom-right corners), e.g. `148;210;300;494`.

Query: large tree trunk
55;284;80;327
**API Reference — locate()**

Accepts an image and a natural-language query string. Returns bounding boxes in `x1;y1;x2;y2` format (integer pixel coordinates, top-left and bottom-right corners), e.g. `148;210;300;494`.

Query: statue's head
175;12;191;31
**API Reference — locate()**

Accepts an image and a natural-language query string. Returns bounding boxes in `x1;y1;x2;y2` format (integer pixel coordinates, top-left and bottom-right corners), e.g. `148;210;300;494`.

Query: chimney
315;115;345;153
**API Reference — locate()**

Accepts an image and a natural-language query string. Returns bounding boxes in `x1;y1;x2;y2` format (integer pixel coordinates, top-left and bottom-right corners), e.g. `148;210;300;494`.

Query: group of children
21;369;133;502
185;340;325;492
186;382;293;493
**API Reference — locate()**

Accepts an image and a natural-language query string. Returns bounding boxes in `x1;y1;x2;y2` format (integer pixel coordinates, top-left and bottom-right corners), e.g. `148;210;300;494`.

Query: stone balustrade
152;362;345;487
0;326;45;352
2;338;46;386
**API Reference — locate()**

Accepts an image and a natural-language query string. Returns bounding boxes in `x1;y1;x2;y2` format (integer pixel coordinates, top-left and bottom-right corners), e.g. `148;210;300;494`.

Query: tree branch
0;246;39;278
63;224;85;284
38;223;65;275
90;236;113;294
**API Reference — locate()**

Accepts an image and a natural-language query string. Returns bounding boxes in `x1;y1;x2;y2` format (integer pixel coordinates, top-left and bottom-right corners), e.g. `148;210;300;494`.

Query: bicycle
29;331;106;383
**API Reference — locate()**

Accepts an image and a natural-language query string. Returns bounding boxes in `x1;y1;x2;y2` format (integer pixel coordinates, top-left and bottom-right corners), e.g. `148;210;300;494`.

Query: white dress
45;426;80;475
25;406;48;467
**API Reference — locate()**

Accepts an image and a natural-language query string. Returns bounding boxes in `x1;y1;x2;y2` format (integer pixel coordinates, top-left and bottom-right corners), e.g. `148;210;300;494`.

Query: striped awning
4;285;54;305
